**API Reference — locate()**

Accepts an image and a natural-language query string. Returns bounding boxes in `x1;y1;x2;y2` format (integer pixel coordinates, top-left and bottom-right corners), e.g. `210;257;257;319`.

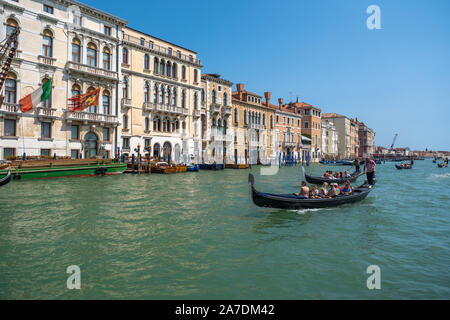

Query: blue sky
82;0;450;151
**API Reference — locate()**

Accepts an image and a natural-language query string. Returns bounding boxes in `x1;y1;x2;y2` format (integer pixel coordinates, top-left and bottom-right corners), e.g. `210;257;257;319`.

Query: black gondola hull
305;172;363;185
248;174;375;210
0;171;11;187
396;165;412;170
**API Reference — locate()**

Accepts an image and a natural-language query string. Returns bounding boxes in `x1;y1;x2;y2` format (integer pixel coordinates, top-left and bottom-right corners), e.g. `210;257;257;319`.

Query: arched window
172;63;178;78
6;19;19;48
122;78;128;99
42;29;53;57
201;89;205;102
165;87;169;106
86;86;97;113
181;90;186;108
103;90;110;114
122;48;128;64
144;54;150;70
263;114;266;127
87;42;97;67
153;83;158;104
154;58;159;73
182;66;186;80
153;116;158;131
212;90;217;104
71;84;81;97
144;82;150;102
159;85;163;104
223;93;228;106
194;69;198;83
167;61;171;77
5;73;17;104
244;110;248;124
123;115;128;129
234;108;238;123
194;92;198;109
145;117;149;132
72;38;81;63
160;59;165;76
103;47;111;70
173;89;177;106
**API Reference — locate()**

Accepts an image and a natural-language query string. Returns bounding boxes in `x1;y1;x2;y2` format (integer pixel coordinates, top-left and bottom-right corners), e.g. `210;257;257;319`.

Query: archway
163;142;172;162
84;132;98;159
153;143;161;160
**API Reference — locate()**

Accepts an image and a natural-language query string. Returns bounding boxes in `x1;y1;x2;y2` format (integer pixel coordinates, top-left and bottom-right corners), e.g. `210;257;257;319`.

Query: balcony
182;108;189;116
143;102;154;112
249;123;265;130
36;107;57;119
193;109;201;118
66;61;118;81
223;106;232;117
64;110;120;126
38;55;56;67
0;102;21;117
282;141;296;148
211;104;221;115
121;98;132;110
211;132;233;143
155;103;182;115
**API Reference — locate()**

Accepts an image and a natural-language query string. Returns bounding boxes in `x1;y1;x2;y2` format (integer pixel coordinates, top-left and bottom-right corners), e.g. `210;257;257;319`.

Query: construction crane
390;133;398;150
0;27;20;108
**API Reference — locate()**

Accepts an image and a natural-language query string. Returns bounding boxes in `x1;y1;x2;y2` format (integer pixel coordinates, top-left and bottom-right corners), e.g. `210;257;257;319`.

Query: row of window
4;119;51;138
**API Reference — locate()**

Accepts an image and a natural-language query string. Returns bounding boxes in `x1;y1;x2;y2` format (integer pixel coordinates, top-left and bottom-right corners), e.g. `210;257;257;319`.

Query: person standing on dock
363;157;377;185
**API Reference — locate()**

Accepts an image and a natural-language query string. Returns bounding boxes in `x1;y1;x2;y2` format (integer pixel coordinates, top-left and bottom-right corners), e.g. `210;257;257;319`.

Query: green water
0;160;449;299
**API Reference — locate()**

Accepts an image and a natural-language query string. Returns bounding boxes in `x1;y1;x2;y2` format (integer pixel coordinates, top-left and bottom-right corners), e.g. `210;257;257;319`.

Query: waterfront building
120;27;203;163
321;118;339;159
265;97;306;163
356;120;375;157
200;74;233;164
322;113;353;159
0;0;127;160
232;84;274;165
349;118;360;159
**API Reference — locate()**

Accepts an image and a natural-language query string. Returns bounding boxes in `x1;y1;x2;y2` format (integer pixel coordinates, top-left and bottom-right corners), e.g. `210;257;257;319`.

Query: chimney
236;83;244;92
264;92;271;105
278;98;284;108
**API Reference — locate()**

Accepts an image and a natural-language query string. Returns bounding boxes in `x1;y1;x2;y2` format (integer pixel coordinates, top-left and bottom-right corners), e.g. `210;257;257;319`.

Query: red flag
69;88;100;113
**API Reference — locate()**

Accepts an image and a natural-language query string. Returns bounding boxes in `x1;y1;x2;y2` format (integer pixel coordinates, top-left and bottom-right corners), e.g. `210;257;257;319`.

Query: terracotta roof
323;113;346;118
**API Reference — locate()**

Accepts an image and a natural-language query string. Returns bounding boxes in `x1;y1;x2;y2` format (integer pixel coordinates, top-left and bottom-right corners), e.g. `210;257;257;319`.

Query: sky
81;0;450;151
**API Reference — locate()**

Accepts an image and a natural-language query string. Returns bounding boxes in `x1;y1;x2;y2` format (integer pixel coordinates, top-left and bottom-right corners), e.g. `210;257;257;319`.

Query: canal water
0;160;449;299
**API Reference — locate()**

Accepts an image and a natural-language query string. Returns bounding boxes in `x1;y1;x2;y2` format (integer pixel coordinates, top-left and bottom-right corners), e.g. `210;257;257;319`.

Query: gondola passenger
342;180;353;195
329;184;339;197
310;185;320;198
300;181;310;198
343;171;351;178
320;183;329;198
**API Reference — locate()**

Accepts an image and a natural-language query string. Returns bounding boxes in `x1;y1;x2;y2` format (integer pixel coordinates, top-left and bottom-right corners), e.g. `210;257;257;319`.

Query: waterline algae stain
0;160;449;299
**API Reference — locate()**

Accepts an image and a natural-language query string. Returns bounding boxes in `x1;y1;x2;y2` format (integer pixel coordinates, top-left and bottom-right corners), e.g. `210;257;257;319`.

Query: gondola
0;170;11;187
319;160;353;166
305;171;363;185
396;164;412;170
248;174;375;210
438;163;448;168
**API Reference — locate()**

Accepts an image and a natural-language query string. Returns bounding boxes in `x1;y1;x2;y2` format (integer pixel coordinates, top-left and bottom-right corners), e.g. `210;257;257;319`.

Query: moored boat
437;163;448;168
305;171;363;185
396;164;412;170
199;163;224;170
151;162;176;174
175;165;188;173
0;159;126;181
0;170;11;187
186;165;199;172
248;174;375;210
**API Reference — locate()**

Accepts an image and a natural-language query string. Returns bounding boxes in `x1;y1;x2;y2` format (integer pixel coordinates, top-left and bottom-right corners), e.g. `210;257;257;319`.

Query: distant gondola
438;163;448;168
0;170;11;187
319;160;353;166
305;171;363;185
396;164;412;170
248;174;375;210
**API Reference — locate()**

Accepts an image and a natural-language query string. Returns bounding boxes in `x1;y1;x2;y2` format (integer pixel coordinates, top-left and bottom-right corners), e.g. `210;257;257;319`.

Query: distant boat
305;171;363;185
186;165;199;172
396;164;413;170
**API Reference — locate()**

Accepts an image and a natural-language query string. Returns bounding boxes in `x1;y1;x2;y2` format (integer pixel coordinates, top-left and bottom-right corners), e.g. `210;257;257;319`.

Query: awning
301;136;312;142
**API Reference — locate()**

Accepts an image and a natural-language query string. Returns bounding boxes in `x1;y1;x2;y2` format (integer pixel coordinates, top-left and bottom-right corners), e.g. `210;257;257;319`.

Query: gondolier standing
363;157;376;185
354;158;361;173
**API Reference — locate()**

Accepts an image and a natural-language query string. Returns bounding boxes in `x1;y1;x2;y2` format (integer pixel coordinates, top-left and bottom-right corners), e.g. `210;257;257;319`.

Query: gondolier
363;157;376;185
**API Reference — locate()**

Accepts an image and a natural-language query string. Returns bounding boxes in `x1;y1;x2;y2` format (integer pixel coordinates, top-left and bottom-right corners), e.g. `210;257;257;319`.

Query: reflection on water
0;160;449;299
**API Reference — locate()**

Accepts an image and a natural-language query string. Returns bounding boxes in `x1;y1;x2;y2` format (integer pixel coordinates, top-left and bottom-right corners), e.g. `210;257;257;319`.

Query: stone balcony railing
249;123;265;130
64;110;120;126
121;98;132;110
223;106;232;117
283;141;297;148
0;102;21;116
36;107;57;119
143;102;154;112
155;103;182;115
182;107;189;116
66;61;118;80
193;109;201;118
210;132;234;142
211;104;221;114
38;55;56;67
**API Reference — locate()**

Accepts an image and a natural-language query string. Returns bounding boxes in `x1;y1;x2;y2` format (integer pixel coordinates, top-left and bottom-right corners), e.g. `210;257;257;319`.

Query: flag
19;79;52;113
68;88;100;113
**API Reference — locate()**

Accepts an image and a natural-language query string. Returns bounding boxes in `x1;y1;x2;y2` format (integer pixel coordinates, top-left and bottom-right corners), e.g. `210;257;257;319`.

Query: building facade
200;74;233;164
321;118;338;159
357;120;375;157
0;0;127;160
120;27;203;163
323;113;351;159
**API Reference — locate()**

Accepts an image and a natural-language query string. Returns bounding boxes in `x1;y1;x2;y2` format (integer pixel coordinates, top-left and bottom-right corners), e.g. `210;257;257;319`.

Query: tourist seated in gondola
343;171;351;178
320;182;329;198
342;180;353;195
333;171;340;179
299;181;310;198
310;185;320;199
328;184;339;197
